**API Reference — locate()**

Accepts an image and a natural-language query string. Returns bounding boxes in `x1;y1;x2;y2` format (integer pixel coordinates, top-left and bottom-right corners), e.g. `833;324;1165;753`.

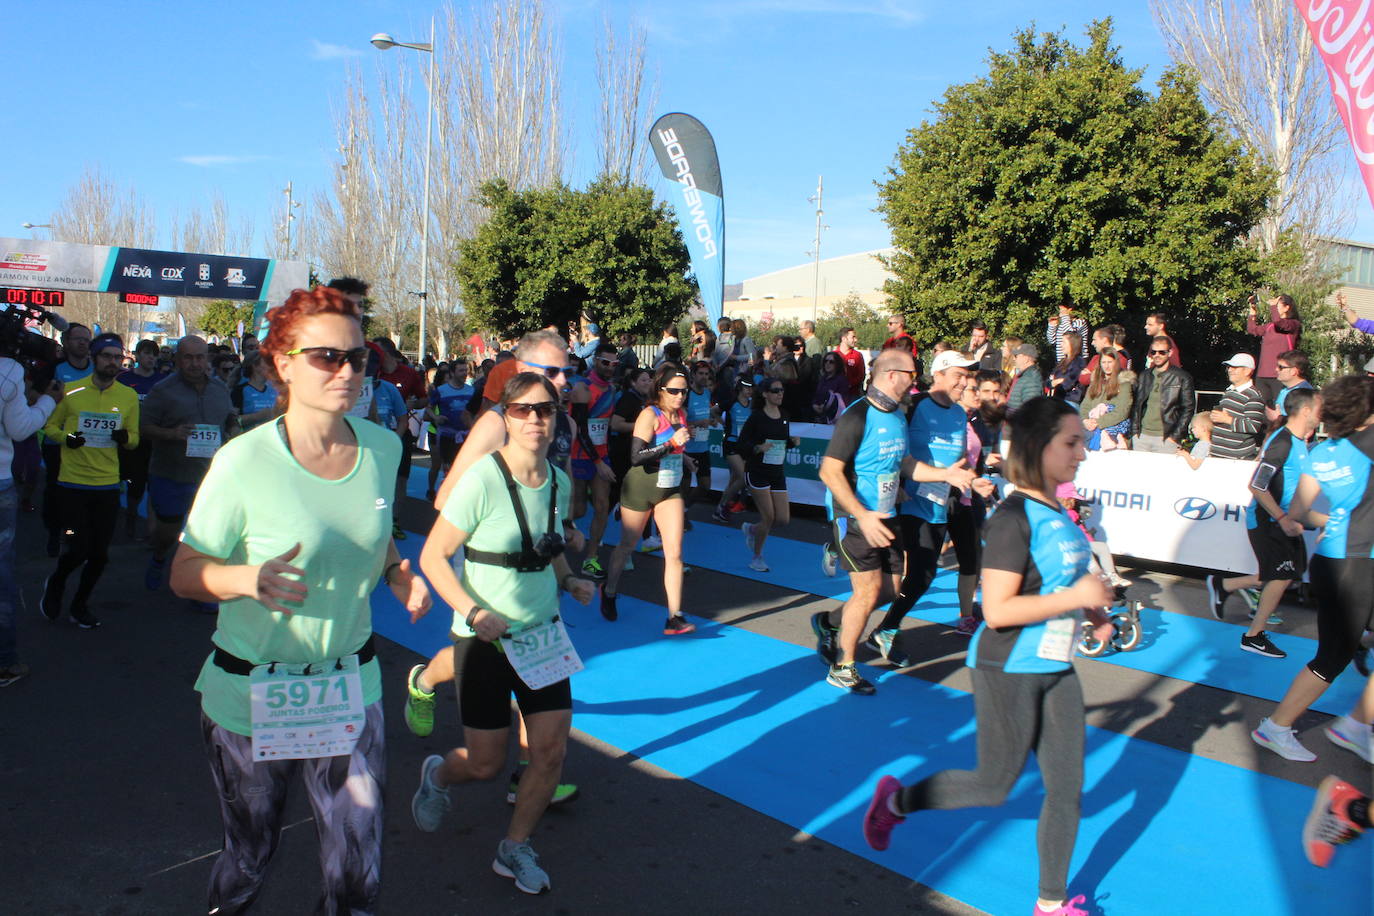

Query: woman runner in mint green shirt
170;287;431;916
414;371;595;896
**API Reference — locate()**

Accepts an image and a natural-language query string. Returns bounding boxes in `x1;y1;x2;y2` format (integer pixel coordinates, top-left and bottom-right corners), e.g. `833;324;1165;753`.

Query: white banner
0;238;110;291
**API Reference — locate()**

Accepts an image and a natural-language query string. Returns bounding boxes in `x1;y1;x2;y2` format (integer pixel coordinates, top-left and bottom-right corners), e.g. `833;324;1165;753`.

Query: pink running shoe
863;775;906;851
954;616;980;636
1033;894;1089;915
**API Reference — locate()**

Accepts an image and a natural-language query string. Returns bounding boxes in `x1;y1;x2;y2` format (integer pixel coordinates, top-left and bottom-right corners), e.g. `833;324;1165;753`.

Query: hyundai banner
1299;0;1374;208
650;113;725;326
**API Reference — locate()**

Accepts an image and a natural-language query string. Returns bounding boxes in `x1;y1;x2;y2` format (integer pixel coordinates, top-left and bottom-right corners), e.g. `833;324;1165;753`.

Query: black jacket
1130;366;1195;442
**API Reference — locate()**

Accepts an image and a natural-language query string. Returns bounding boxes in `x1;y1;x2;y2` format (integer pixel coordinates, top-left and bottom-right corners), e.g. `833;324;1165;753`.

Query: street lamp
21;222;51;230
372;21;435;365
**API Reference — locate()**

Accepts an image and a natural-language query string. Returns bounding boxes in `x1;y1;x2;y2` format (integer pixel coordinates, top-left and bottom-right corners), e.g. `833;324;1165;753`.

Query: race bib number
1037;615;1078;663
503;618;584;690
250;655;365;760
78;411;120;448
763;439;787;465
186;424;222;458
876;471;899;515
587;417;609;446
691;424;711;443
916;480;950;507
349;379;375;418
657;452;683;488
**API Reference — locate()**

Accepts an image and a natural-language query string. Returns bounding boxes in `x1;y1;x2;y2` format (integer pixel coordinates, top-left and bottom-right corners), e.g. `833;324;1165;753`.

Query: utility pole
282;181;300;259
807;176;827;323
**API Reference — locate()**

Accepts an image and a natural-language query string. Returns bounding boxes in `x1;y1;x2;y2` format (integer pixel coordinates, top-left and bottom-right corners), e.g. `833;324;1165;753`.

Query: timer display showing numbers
1;287;65;308
118;291;160;306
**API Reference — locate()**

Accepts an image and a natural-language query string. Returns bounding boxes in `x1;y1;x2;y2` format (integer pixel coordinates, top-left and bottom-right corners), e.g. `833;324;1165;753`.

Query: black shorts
833;515;905;574
722;440;742;458
1306;556;1374;682
436;436;461;468
746;465;786;491
685;450;711;476
450;633;572;730
1247;522;1306;582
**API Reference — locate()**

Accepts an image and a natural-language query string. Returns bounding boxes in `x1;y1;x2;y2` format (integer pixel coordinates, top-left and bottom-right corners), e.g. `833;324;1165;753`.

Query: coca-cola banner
1299;0;1374;207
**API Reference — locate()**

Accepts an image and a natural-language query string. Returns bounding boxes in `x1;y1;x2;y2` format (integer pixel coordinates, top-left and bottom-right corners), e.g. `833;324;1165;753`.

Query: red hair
260;287;363;391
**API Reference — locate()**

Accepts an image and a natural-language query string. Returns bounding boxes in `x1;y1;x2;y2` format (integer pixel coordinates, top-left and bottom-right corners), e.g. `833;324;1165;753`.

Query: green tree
455;177;696;340
197;300;256;339
877;20;1273;380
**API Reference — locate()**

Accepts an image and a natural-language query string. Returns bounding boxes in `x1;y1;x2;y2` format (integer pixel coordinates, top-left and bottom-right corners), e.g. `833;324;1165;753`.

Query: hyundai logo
1174;497;1217;520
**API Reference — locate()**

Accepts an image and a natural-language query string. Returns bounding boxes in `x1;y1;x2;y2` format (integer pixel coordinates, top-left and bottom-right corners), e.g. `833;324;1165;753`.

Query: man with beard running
41;333;139;628
812;349;979;694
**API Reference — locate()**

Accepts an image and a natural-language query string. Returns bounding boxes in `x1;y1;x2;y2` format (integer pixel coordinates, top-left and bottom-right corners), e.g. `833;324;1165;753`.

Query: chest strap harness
464;452;559;573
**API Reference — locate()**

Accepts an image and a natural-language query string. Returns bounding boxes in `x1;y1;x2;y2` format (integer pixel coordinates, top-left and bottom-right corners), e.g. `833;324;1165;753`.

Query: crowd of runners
2;279;1371;915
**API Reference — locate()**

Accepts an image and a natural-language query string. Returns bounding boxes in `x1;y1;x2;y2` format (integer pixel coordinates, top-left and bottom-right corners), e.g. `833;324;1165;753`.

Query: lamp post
21;222;52;236
372;20;435;365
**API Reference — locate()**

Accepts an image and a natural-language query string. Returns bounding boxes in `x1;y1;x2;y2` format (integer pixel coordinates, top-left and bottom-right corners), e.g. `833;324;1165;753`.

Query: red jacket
1246;306;1300;378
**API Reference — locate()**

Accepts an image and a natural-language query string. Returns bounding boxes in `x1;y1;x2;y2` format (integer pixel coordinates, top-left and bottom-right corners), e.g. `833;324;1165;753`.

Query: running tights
51;488;119;607
896;668;1084;902
201;702;386;915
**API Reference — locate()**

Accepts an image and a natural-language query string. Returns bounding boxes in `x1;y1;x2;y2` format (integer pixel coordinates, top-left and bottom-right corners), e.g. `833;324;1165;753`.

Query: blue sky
4;0;1368;283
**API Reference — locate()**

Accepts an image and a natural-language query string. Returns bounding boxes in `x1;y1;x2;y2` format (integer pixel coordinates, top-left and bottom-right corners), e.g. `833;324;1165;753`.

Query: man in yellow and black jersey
40;333;140;628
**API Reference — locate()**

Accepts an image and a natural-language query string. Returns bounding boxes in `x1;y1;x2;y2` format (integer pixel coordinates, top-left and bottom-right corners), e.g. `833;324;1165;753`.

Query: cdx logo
1173;497;1217;521
161;266;185;280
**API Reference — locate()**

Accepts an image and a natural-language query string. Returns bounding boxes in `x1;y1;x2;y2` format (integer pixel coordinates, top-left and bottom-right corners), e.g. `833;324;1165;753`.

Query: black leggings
896;667;1084;903
1306;555;1374;683
119;441;152;513
52;487;120;607
947;497;983;576
880;516;945;631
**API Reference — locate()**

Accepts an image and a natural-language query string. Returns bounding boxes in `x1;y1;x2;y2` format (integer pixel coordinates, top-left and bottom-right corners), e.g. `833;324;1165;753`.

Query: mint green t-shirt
443;453;571;637
185;417;401;736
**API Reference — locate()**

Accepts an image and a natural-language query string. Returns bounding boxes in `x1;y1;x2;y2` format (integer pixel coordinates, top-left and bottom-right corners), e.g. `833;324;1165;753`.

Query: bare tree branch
595;13;657;186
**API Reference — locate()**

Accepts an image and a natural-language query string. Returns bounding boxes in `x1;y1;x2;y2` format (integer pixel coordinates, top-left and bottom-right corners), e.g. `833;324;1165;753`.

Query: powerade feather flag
650;113;725;326
1297;0;1374;210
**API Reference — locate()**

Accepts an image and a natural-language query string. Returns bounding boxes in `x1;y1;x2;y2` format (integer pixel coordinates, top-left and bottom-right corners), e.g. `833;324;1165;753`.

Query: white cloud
310;39;363;61
177;155;269;167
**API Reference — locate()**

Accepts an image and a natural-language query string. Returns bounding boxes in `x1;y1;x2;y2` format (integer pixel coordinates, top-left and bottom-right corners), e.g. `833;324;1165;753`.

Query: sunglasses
523;360;576;380
766;387;785;394
1276;364;1293;370
506;401;558;420
662;386;689;396
1149;349;1170;356
287;346;368;373
595;357;616;366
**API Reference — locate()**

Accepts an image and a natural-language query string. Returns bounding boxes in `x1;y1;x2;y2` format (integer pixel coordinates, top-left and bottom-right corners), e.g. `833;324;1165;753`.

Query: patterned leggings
201;702;385;915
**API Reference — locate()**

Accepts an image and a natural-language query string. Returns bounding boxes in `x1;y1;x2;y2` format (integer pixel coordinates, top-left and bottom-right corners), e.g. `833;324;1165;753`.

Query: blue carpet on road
374;500;1370;916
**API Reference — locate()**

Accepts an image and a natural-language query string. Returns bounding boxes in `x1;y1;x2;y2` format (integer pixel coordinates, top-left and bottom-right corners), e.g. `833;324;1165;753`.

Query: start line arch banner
708;424;1270;574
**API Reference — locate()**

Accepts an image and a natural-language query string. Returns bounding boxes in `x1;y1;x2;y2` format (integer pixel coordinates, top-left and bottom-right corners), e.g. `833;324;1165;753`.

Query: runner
736;377;797;572
41;322;94;556
599;364;696;634
569;343;618;579
863;396;1114;916
712;377;754;522
949;365;992;633
168;286;431;914
872;351;990;666
116;339;167;539
229;352;278;431
813;349;918;694
40;333;139;629
681;360;719;523
372;337;429;494
1252;375;1374;763
425;361;475;500
141;336;238;611
416;331;584;806
1205;387;1320;658
412;371;595;895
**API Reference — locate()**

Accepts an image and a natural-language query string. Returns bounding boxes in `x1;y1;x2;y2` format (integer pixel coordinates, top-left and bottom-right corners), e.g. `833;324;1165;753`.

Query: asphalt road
3;461;1365;915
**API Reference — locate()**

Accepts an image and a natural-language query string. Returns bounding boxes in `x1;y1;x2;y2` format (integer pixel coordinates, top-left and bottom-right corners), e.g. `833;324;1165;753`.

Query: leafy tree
197;299;256;339
455;177;696;340
877;20;1273;380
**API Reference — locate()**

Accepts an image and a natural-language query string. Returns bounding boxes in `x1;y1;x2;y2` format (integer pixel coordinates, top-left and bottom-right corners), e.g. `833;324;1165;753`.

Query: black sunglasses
662;386;689;396
524;360;575;380
506;401;558;420
287;346;368;373
1149;349;1170;355
766;386;785;394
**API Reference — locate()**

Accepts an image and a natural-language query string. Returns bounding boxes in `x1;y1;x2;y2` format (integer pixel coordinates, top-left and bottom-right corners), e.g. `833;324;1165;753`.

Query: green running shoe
404;664;436;737
581;556;605;579
506;765;580;805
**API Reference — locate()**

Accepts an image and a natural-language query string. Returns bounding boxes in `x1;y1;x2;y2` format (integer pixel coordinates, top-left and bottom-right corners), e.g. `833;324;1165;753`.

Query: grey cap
1013;343;1039;359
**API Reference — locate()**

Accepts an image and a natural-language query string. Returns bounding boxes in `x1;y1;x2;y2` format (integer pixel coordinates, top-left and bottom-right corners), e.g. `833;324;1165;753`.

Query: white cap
930;350;978;374
1222;353;1256;369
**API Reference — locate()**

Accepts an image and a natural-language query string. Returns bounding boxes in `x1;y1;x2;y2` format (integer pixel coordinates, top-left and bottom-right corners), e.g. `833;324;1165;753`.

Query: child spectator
1178;413;1213;470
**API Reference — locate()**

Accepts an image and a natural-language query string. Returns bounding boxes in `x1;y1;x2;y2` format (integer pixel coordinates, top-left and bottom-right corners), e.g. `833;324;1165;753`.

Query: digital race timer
119;291;160;306
0;286;66;308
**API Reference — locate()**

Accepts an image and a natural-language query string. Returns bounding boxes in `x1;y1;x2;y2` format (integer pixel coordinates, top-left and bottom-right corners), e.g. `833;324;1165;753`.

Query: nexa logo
1174;497;1217;520
656;127;719;259
122;264;152;278
161;266;185;280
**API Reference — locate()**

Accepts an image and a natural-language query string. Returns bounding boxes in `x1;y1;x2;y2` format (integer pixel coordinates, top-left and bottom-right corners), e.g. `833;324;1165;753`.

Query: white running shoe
411;755;452;831
749;556;770;572
638;535;663;553
1324;715;1374;764
742;522;755;554
1252;717;1316;762
821;543;838;578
